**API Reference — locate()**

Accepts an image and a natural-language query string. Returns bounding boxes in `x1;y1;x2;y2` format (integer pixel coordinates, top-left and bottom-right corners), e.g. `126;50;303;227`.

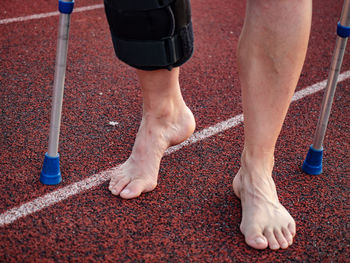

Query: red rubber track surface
0;0;349;261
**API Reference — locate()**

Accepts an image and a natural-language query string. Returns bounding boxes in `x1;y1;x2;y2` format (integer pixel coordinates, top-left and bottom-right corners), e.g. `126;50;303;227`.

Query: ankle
144;97;188;121
241;146;275;174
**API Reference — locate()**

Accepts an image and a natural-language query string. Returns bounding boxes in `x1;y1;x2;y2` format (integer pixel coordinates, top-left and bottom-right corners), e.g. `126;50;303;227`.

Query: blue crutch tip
58;0;75;14
40;153;62;185
337;22;350;38
302;145;323;175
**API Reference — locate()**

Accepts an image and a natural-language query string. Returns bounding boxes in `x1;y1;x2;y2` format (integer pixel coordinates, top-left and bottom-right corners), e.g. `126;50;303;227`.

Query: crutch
40;0;75;185
302;0;350;175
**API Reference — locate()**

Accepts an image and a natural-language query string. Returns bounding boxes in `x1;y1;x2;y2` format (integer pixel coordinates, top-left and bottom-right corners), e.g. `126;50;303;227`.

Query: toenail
255;237;265;244
121;189;130;195
271;244;279;250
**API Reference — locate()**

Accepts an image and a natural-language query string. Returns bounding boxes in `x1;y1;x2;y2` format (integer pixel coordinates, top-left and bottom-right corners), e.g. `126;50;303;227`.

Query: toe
246;235;268;250
120;178;157;199
243;226;268;250
282;226;293;246
109;177;131;196
120;179;148;199
264;229;280;250
274;228;289;249
108;179;117;192
108;171;124;191
288;221;296;237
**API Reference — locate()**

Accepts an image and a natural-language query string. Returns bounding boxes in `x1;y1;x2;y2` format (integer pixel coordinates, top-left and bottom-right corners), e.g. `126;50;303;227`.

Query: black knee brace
104;0;194;70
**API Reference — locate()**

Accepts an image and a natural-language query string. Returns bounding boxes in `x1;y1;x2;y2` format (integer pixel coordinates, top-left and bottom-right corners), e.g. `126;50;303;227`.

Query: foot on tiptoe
109;104;195;199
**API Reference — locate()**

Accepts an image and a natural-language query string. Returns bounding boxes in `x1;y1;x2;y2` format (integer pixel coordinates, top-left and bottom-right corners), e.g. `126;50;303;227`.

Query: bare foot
232;152;296;250
109;104;195;199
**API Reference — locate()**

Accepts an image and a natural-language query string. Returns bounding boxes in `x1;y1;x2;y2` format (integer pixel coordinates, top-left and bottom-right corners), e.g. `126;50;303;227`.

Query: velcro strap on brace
112;34;182;67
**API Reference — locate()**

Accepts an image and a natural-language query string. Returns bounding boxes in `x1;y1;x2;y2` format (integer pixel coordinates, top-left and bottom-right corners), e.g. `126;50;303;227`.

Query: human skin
108;0;312;251
108;68;196;199
233;0;312;250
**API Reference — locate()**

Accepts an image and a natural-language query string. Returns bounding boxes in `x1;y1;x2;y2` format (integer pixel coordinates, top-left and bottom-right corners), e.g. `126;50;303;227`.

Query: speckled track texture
0;0;349;262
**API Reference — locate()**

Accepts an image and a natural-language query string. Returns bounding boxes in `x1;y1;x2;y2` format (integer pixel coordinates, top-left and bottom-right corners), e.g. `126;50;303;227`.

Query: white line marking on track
292;71;350;102
0;70;349;227
0;4;104;25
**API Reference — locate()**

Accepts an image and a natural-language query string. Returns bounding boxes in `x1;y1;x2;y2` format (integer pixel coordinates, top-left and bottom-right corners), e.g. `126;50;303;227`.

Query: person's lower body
104;0;313;251
233;0;312;250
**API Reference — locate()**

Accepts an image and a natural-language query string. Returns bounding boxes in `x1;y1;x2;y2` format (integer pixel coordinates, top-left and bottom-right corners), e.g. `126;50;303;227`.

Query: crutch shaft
48;13;71;157
312;0;350;150
313;35;348;149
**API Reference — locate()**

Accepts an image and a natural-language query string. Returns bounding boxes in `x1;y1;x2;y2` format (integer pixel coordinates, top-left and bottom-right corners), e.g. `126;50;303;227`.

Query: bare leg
233;0;312;249
109;68;195;199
